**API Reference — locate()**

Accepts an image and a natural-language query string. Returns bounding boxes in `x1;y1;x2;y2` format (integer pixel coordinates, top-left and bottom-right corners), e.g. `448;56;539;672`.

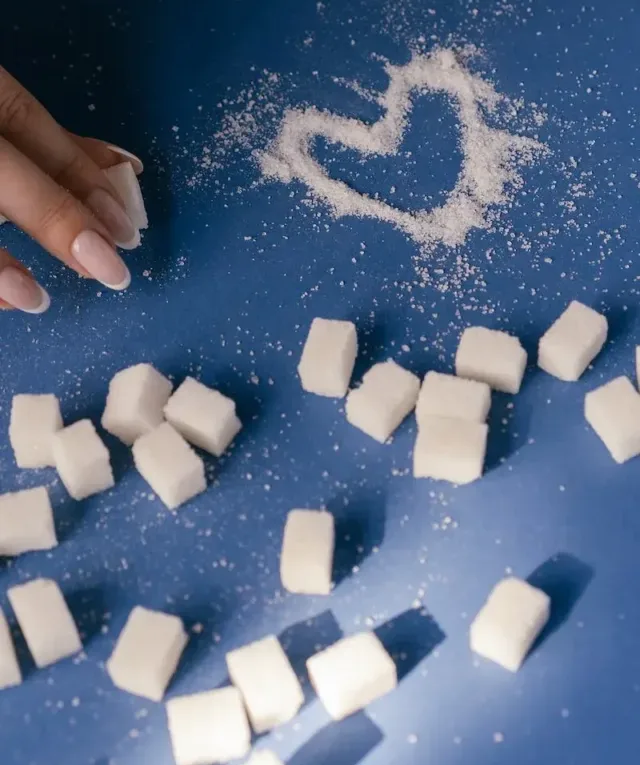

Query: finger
0;247;49;313
70;134;144;175
0;67;137;247
0;136;130;290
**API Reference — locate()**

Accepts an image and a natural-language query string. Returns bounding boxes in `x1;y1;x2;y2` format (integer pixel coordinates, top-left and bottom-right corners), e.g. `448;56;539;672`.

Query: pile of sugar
258;47;546;253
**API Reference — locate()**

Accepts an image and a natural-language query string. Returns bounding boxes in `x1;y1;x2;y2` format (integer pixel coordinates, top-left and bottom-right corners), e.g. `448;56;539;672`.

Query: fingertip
106;144;144;175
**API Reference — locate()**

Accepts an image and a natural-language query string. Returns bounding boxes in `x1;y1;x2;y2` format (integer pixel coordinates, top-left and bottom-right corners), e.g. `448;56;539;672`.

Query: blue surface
1;1;640;763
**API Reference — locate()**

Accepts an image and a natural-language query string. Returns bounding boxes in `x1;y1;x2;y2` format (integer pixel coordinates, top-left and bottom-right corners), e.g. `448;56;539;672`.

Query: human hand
0;66;145;313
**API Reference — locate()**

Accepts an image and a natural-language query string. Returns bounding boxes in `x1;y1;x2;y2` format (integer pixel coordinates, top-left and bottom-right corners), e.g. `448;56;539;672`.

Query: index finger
0;67;137;248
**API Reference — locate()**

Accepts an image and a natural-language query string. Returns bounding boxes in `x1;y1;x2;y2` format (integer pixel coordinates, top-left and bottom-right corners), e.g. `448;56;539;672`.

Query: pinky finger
0;248;49;313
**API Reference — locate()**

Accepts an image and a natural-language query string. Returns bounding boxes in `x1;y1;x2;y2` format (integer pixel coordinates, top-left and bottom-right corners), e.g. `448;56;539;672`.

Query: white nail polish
103;266;132;291
107;145;144;175
116;230;141;251
21;286;51;315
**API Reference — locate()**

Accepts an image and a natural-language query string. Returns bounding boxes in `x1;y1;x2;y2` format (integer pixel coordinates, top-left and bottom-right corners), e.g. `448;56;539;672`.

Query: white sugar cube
470;577;550;672
104;161;148;231
0;487;57;556
9;394;63;468
280;510;334;595
164;377;241;457
132;422;206;510
226;635;304;733
0;608;21;689
307;632;397;721
456;327;527;394
345;360;420;443
52;420;114;500
413;416;488;484
416;371;491;425
102;363;173;445
245;753;283;765
106;606;187;702
585;376;640;463
538;301;607;381
298;318;358;398
8;579;81;668
167;687;251;765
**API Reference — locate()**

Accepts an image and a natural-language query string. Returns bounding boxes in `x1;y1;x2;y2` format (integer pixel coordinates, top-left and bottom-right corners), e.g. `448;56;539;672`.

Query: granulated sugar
258;47;546;253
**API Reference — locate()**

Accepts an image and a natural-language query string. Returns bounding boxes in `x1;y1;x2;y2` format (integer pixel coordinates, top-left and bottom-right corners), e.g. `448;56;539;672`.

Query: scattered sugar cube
585;376;640;463
52;420;114;500
9;393;63;468
345;360;420;442
132;422;206;510
244;752;283;765
106;606;188;702
8;579;81;668
0;487;57;556
166;687;251;765
413;416;488;484
0;608;21;689
307;632;397;721
538;301;607;381
470;577;550;672
297;318;358;397
102;363;173;445
456;327;527;394
280;510;334;595
226;635;304;733
104;161;148;237
416;372;491;425
164;377;241;457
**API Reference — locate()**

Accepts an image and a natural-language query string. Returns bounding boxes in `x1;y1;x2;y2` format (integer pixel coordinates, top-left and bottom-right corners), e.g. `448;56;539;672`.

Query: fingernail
106;145;144;175
0;267;50;314
71;230;131;290
86;188;137;246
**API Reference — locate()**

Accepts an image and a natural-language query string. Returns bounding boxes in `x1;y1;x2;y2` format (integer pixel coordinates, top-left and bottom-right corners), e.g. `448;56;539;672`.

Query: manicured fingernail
86;188;137;246
71;230;131;290
106;145;144;175
0;267;50;314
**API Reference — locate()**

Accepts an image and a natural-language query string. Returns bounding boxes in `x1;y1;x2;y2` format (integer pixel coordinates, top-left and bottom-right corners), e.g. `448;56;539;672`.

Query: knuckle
37;192;79;236
51;151;86;189
0;85;34;134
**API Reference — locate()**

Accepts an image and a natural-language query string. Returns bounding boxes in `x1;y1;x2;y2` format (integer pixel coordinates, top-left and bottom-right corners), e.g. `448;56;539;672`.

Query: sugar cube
132;422;206;510
470;577;550;672
226;635;304;733
9;394;63;468
345;360;420;443
0;487;57;556
164;377;241;457
8;579;81;668
0;608;21;689
585;376;640;463
244;753;283;765
297;318;358;398
538;301;607;381
102;363;173;445
104;161;148;231
306;632;397;721
280;510;334;595
166;687;251;765
413;416;488;484
456;327;527;394
416;371;491;425
106;606;187;702
52;420;114;500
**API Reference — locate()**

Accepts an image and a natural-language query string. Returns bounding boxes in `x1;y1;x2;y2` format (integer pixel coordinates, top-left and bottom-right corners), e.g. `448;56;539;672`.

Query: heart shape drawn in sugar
258;47;546;252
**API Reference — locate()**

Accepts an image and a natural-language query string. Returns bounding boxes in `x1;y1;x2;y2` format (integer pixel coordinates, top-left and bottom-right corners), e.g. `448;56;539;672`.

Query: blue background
0;0;639;763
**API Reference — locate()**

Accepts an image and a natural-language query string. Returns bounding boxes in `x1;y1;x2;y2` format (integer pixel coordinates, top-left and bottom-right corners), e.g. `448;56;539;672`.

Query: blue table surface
0;0;639;763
